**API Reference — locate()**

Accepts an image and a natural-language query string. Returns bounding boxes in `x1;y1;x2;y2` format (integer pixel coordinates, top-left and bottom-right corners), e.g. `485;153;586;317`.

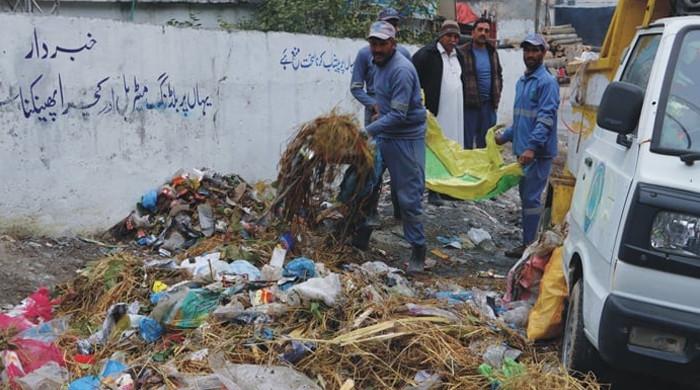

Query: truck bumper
598;294;700;377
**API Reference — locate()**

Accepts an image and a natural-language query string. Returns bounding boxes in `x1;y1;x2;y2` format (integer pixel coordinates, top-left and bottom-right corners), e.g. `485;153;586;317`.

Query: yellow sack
527;246;568;340
425;112;522;200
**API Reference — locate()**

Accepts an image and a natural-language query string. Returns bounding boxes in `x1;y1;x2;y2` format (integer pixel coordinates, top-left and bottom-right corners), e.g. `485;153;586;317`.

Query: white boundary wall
0;14;523;234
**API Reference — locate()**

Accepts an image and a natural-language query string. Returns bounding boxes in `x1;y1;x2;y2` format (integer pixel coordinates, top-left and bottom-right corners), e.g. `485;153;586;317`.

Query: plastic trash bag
499;301;531;328
197;204;215;237
482;344;522;368
179;253;261;282
140;189;158;212
68;359;128;390
17;316;70;343
15;361;68;390
283;258;316;281
289;273;341;306
0;288;60;335
467;228;492;246
151;288;220;328
139;317;164;343
527;246;568;340
402;370;442;390
209;354;322;390
0;313;34;333
229;260;262;281
435;291;473;305
21;288;59;323
7;338;65;377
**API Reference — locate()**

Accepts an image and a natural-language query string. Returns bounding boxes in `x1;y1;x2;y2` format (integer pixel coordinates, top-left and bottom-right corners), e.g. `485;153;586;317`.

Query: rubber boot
351;226;373;251
364;181;383;229
407;244;427;274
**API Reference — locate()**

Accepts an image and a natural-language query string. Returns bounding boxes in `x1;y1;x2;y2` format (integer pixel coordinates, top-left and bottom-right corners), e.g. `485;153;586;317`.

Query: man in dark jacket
412;20;466;141
460;18;503;149
412;20;466;205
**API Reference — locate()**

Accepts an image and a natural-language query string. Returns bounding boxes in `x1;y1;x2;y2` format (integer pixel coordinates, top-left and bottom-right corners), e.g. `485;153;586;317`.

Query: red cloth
456;3;478;24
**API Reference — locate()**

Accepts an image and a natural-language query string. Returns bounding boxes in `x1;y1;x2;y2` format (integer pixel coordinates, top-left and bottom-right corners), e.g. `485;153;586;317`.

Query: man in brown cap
412;20;466;205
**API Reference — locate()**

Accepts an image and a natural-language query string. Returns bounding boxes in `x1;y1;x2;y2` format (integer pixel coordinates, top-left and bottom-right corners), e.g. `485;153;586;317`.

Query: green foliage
166;11;202;28
235;0;441;45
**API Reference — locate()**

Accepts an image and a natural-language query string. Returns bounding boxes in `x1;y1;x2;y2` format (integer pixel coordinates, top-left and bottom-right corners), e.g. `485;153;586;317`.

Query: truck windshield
656;30;700;153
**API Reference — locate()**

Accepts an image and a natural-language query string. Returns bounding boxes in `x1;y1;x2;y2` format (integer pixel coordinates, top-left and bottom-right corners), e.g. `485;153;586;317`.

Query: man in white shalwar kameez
436;36;464;146
412;20;467;204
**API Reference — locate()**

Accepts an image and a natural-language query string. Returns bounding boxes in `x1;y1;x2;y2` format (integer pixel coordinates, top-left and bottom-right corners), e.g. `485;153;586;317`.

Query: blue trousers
519;158;553;245
463;101;497;149
364;105;373;127
377;137;426;246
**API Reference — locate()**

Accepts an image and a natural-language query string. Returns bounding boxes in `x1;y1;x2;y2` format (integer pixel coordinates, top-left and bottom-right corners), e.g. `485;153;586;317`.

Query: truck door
568;32;662;338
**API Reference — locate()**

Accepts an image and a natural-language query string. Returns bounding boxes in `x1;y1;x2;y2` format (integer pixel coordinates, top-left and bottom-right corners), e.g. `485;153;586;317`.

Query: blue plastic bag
141;189;158;212
435;291;474;305
68;359;128;390
283;257;316;281
139;317;164;343
229;260;261;281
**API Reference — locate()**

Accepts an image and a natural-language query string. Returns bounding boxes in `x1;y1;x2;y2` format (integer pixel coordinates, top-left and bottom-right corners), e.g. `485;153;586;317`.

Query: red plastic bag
1;351;26;384
23;288;60;322
10;338;65;373
0;313;34;333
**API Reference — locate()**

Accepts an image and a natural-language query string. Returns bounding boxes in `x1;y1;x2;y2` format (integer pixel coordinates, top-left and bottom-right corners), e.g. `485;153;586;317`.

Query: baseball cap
521;33;548;50
378;7;400;21
368;21;396;40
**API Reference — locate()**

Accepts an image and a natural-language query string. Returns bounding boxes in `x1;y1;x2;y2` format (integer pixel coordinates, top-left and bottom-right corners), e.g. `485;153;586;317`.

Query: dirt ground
0;235;108;307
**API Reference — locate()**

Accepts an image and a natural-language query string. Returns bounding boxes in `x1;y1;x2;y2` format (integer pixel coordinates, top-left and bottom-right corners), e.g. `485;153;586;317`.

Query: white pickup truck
561;16;700;380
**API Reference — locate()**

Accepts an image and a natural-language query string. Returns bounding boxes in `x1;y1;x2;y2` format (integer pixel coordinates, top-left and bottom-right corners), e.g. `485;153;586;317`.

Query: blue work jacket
350;45;411;109
502;64;559;158
365;50;426;140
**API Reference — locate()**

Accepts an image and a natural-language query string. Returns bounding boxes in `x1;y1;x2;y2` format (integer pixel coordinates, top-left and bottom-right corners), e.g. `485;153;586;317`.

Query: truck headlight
650;211;700;257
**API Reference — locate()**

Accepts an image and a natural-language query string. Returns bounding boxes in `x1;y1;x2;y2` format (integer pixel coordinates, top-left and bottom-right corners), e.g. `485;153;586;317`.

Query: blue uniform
350;45;411;126
502;64;559;245
366;50;427;246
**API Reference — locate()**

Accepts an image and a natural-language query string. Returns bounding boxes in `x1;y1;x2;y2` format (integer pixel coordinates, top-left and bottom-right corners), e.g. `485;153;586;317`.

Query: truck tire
561;278;603;376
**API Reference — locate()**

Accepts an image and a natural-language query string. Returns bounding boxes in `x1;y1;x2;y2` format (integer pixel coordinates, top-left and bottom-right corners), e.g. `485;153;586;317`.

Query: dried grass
276;112;374;238
51;243;602;390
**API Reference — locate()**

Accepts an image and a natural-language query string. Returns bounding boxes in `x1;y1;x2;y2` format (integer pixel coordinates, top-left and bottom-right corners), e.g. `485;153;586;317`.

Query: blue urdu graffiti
0;28;214;122
279;47;354;74
24;28;96;62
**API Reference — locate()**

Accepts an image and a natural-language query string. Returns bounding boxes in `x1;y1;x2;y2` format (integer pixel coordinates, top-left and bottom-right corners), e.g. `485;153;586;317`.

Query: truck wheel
561;278;602;376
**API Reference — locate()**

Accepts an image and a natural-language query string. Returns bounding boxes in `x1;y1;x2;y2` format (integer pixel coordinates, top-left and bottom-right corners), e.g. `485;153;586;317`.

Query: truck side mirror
596;81;645;135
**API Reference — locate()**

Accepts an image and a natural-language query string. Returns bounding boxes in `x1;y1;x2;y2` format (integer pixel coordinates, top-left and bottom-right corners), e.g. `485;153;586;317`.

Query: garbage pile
0;201;600;390
0;113;600;389
106;167;279;257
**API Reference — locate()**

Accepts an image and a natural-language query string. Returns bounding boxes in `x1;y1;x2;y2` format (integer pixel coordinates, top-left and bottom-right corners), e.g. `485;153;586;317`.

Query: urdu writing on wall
279;47;354;74
0;27;214;122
